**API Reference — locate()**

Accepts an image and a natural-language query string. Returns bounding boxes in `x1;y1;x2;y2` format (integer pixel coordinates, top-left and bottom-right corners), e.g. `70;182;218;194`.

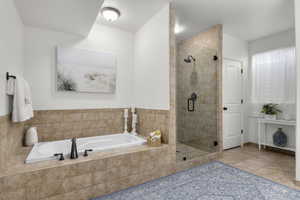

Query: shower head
184;55;196;63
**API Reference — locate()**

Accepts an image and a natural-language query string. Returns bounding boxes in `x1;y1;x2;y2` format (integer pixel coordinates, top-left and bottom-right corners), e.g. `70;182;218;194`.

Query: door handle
223;107;228;111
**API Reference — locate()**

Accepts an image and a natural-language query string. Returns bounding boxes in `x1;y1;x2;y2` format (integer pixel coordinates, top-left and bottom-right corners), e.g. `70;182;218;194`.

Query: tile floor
218;144;299;190
176;142;209;162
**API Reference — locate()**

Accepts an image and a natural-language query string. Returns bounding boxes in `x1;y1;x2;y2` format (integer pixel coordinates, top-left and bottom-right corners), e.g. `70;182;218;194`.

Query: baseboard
294;180;300;187
244;142;295;155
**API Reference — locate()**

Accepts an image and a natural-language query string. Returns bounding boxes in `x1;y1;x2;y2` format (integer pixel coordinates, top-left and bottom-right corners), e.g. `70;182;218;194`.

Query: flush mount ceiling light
101;7;121;22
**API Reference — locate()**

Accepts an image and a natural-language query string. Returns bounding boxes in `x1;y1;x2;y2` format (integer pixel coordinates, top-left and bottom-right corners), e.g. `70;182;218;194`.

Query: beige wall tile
1;188;26;200
0;115;8;171
176;25;223;152
136;108;170;143
63;174;92;193
89;183;107;199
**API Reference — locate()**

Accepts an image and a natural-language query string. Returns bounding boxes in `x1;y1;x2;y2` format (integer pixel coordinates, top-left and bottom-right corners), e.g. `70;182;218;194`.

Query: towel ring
6;72;16;80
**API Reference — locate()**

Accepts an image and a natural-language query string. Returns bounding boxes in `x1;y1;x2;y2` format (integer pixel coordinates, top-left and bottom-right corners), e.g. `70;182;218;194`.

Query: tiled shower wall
176;25;222;152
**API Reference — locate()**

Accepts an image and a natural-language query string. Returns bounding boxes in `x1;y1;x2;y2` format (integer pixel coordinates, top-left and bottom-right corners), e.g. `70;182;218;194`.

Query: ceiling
14;0;104;37
96;0;171;32
14;0;295;41
174;0;295;41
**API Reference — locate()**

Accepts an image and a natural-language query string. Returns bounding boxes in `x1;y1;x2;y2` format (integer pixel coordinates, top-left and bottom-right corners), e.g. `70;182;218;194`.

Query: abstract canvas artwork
56;47;116;93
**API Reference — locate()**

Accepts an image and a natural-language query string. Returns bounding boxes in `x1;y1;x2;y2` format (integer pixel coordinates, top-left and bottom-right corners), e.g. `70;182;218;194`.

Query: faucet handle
54;153;65;161
83;149;93;157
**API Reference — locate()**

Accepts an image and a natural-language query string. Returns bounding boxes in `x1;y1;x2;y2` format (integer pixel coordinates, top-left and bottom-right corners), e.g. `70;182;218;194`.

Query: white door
223;59;243;150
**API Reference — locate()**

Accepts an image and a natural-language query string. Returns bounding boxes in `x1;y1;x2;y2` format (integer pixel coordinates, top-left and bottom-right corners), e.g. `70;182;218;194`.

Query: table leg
264;123;267;149
258;121;261;151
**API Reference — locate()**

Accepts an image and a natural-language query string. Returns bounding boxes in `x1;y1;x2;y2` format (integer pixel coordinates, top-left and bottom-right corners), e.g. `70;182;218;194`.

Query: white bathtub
25;133;146;164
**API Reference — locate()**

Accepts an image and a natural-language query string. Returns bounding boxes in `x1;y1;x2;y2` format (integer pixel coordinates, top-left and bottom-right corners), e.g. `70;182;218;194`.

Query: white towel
6;76;34;122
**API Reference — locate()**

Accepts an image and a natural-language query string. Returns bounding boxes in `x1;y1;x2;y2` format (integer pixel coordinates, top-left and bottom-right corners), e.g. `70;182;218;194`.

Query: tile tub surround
0;109;176;200
136;109;169;143
26;108;170;144
0;114;26;171
25;109;126;142
0;115;9;171
176;25;223;153
0;144;176;200
0;108;171;174
0;109;128;173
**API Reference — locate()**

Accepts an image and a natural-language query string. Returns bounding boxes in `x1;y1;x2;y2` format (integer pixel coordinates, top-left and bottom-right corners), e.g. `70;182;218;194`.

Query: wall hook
6;72;16;80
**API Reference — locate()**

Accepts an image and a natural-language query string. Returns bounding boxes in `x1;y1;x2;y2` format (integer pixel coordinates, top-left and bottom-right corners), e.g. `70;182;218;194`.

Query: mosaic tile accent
93;161;300;200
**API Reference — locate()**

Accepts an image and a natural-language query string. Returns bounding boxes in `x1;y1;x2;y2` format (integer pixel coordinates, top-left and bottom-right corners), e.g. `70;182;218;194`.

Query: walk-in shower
176;26;222;162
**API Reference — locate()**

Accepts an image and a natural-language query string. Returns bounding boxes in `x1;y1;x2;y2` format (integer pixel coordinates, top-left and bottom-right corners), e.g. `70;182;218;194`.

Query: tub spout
70;138;78;159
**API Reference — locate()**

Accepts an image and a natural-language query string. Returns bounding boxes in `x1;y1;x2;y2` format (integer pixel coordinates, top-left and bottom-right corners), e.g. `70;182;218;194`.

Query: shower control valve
187;92;198;112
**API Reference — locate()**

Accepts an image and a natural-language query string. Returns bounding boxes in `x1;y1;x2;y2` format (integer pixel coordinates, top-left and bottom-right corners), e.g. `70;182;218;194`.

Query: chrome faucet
70;138;78;159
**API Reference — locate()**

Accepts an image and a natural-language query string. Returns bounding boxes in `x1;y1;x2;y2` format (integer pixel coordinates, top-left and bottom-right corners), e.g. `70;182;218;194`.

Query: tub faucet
70;138;78;159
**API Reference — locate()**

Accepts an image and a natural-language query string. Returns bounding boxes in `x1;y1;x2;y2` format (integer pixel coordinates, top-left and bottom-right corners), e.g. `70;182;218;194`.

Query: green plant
261;104;282;115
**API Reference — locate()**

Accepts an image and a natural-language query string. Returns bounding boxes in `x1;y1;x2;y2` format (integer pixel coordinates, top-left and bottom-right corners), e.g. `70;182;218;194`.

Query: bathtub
25;133;146;164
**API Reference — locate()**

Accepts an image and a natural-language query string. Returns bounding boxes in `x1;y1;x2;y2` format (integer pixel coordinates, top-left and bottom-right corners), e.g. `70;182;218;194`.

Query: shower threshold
176;142;209;162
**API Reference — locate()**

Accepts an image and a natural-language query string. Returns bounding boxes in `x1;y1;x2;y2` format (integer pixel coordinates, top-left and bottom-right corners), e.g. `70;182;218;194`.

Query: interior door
223;59;243;150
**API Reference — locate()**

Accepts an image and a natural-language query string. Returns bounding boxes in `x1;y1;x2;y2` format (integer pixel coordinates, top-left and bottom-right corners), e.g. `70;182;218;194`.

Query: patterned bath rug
92;161;300;200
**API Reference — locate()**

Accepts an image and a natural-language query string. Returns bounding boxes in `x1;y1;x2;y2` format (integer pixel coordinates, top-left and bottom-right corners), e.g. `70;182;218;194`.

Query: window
251;47;296;104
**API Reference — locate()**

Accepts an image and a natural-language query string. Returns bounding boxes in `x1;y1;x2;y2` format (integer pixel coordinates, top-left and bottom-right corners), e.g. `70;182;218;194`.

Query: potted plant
261;103;282;120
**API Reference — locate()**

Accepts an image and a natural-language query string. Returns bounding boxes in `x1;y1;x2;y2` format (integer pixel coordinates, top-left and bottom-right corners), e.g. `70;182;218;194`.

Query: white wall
295;0;300;181
133;5;170;110
223;33;249;61
24;24;134;110
249;29;295;55
222;33;249;142
0;0;24;116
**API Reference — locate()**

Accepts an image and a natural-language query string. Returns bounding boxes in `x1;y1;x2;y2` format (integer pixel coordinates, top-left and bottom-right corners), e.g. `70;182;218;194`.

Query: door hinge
241;68;243;74
241;99;244;104
241;129;244;134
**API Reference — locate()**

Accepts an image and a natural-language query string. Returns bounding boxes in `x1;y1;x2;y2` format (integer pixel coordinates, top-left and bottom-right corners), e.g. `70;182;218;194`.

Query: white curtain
251;47;296;104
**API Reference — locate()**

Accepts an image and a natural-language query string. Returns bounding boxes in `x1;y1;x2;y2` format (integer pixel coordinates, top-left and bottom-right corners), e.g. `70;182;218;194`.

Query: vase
25;127;38;146
273;128;287;147
264;114;276;120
